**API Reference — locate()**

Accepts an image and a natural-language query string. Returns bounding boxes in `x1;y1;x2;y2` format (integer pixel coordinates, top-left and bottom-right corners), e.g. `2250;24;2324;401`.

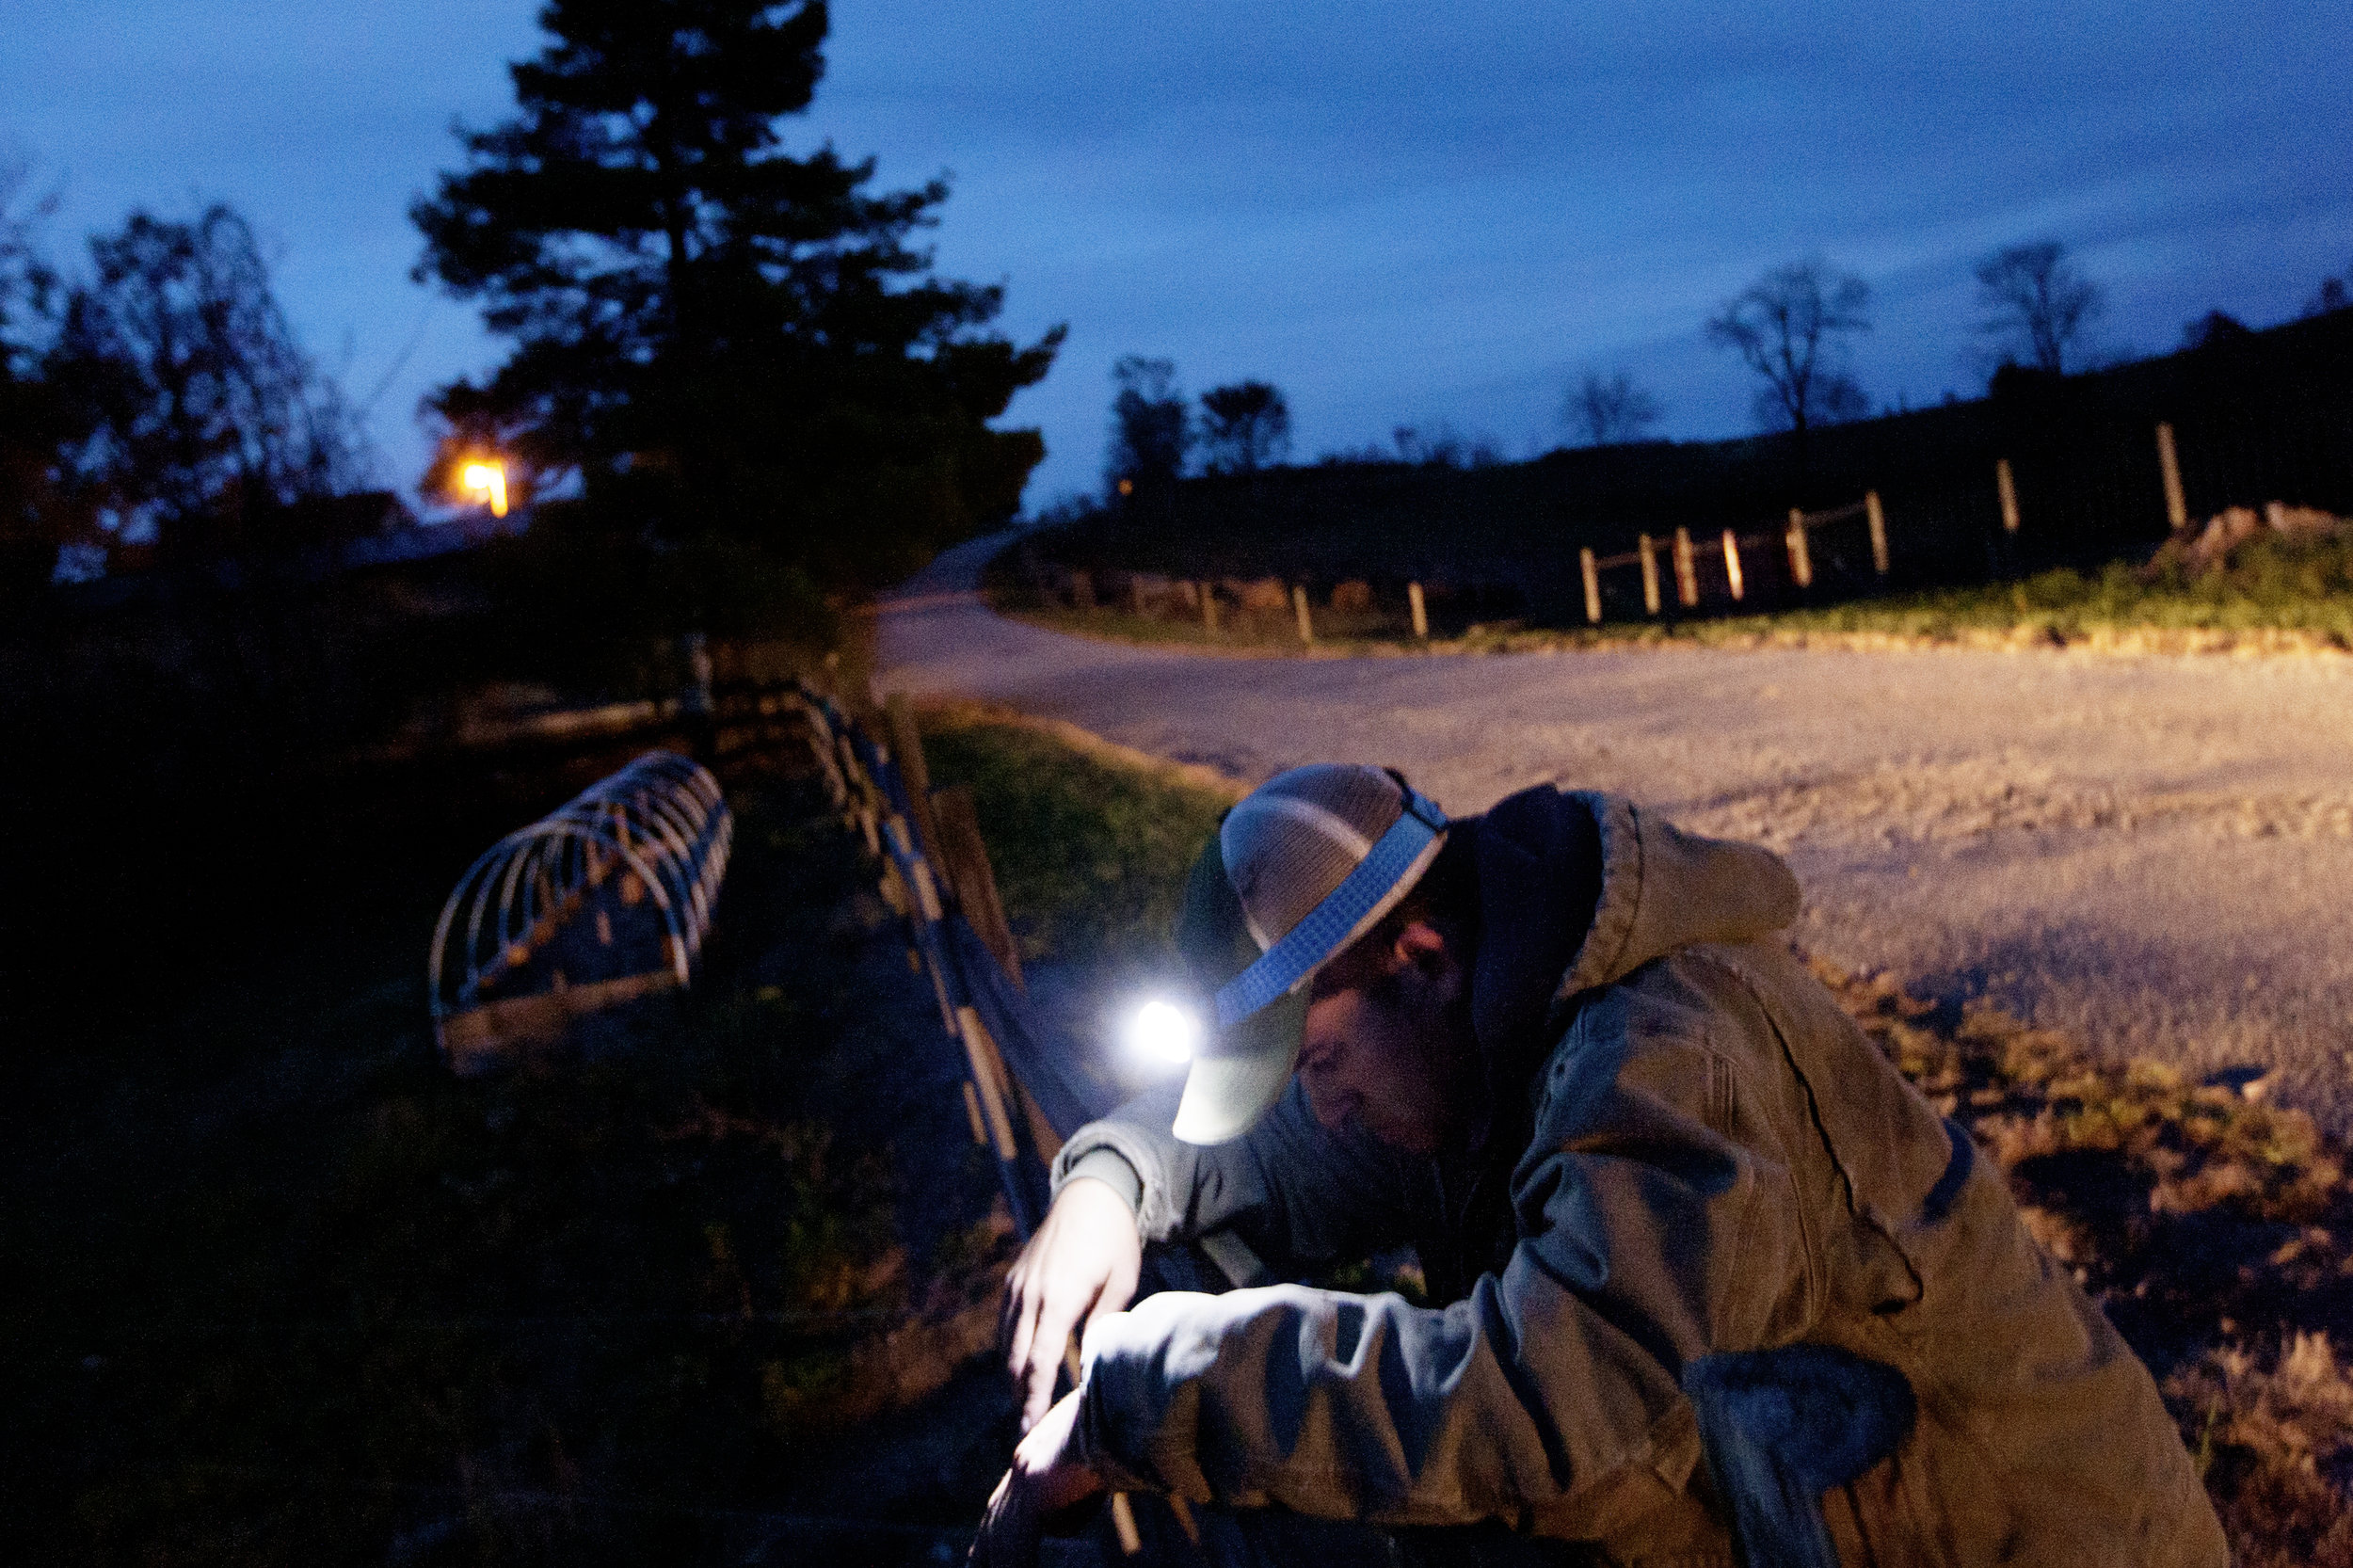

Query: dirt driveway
880;534;2353;1131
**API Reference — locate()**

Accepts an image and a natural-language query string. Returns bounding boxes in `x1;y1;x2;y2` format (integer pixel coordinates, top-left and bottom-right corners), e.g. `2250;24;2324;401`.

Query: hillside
1012;307;2353;625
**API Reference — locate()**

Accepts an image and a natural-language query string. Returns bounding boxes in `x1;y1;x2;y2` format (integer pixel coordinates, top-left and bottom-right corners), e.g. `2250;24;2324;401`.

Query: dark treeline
1030;304;2353;623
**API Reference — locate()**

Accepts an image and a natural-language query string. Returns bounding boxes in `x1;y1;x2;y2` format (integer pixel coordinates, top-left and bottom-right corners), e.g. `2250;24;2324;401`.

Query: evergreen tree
412;0;1062;602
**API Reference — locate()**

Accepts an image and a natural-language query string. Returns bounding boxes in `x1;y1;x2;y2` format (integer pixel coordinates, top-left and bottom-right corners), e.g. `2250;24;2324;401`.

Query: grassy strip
992;536;2353;658
918;703;2353;1562
912;701;1236;969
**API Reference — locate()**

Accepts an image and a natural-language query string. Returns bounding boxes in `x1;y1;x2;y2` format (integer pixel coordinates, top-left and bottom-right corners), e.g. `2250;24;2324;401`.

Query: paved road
881;534;2353;1130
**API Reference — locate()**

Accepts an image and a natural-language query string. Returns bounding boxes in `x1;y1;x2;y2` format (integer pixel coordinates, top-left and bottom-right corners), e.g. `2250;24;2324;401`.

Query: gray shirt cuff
1062;1147;1144;1215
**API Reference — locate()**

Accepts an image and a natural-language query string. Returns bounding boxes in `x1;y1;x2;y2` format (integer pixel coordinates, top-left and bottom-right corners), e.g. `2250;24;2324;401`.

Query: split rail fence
786;677;1289;1565
1049;418;2232;637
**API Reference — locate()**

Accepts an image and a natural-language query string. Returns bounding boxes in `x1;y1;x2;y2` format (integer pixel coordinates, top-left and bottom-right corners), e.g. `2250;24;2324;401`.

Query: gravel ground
880;534;2353;1133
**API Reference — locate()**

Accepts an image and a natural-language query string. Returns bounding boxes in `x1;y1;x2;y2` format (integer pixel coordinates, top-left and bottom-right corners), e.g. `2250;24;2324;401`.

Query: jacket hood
1469;787;1802;1062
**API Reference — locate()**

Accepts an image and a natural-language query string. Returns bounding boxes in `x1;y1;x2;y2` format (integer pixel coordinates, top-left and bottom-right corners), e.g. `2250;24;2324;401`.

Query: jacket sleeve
1071;987;1817;1532
1050;1078;1433;1272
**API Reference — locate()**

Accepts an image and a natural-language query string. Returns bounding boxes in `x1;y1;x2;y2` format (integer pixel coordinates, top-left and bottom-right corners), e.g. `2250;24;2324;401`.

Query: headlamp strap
1213;787;1447;1029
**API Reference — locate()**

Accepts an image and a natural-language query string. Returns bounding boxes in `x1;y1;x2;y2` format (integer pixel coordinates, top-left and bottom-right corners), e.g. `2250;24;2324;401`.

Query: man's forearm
1048;1079;1427;1264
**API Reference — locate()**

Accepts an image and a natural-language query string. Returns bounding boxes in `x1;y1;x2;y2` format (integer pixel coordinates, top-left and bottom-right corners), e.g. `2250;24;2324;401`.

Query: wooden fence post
1673;527;1699;608
1407;580;1429;638
1292;584;1315;646
1866;490;1889;574
931;786;1062;1168
1200;583;1219;636
1639;534;1661;616
1785;508;1813;589
2155;422;2187;530
954;1005;1020;1161
882;692;941;865
1721;530;1745;600
928;786;1023;993
1995;460;2020;534
1579;550;1602;623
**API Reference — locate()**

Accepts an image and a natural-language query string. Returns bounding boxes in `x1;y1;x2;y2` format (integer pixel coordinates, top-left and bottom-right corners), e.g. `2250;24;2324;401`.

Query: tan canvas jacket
1054;789;2224;1567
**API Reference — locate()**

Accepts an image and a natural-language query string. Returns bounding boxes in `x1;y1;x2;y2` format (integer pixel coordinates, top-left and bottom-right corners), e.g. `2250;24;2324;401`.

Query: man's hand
970;1389;1103;1567
1002;1176;1142;1432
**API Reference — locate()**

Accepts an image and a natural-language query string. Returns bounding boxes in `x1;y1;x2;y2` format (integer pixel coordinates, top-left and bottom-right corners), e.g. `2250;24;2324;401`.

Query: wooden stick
1785;508;1813;589
1995;460;2020;535
1292;584;1314;646
1064;1344;1144;1555
2156;423;2187;530
1407;580;1429;638
1200;583;1219;636
1579;549;1601;623
1721;531;1745;600
1638;534;1661;616
1673;527;1699;608
1866;490;1889;573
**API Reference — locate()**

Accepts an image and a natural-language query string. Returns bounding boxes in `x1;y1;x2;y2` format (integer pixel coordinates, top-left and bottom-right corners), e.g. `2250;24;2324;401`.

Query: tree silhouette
1565;369;1663;447
1707;259;1871;472
45;204;368;560
1106;356;1189;494
2181;310;2253;351
1975;241;2103;375
0;160;78;594
1198;379;1290;474
411;0;1061;592
2306;274;2350;318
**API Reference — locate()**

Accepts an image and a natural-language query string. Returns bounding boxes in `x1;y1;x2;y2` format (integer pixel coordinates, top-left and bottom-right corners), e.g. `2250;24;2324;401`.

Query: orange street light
460;460;508;519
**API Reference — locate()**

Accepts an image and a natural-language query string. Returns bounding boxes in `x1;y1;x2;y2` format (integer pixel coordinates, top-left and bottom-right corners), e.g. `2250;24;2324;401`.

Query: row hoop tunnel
428;751;733;1060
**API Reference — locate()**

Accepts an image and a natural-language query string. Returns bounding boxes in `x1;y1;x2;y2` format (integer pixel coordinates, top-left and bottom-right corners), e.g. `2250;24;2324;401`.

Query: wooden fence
1036;419;2218;636
785;675;1293;1563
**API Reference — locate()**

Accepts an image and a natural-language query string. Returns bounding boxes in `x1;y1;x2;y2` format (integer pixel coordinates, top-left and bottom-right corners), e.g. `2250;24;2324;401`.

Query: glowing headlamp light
1125;997;1203;1065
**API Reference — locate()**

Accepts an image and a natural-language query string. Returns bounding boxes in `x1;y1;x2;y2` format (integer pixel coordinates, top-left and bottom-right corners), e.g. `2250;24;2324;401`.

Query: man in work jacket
973;763;2225;1567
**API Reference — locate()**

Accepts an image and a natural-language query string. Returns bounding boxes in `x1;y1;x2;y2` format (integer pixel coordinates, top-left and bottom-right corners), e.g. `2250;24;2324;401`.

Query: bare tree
0;158;59;370
46;204;370;552
1707;259;1872;454
2301;267;2350;319
1975;241;2103;374
1565;369;1663;447
1;159;79;594
1198;379;1291;474
1105;355;1189;495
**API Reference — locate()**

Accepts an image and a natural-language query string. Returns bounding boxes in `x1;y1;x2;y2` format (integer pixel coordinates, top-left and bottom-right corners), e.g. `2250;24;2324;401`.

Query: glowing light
459;461;509;518
1125;998;1201;1065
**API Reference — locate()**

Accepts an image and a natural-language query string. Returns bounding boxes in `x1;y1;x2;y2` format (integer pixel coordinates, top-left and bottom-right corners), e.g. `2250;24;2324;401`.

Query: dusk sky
8;1;2350;513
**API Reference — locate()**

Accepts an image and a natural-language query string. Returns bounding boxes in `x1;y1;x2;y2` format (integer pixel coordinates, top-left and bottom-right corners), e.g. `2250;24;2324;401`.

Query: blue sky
7;1;2349;512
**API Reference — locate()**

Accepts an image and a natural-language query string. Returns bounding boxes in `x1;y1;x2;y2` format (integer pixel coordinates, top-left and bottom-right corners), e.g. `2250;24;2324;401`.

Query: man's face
1296;920;1472;1156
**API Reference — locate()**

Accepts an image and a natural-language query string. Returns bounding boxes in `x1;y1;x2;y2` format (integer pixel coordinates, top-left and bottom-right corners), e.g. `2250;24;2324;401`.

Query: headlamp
1124;997;1203;1066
